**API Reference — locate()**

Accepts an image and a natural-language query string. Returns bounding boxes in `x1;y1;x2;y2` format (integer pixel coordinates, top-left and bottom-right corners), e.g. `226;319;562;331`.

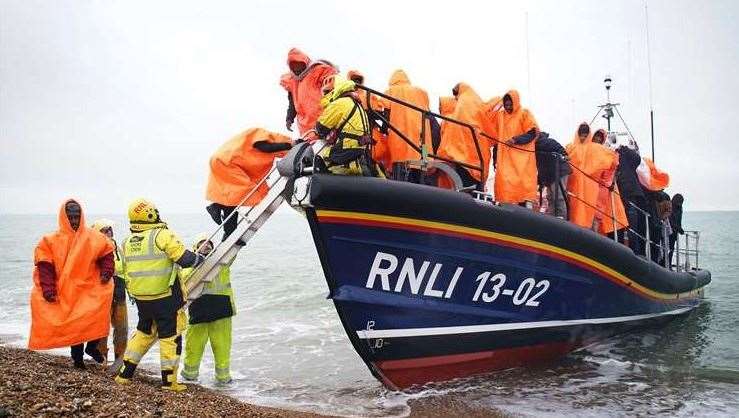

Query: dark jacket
535;132;570;185
670;203;684;236
616;146;645;202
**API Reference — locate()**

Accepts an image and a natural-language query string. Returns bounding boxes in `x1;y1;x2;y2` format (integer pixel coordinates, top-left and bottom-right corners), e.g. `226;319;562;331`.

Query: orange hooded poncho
345;69;389;171
438;83;488;182
206;128;292;207
591;130;629;234
439;96;457;117
29;199;114;350
380;70;431;168
485;90;539;203
566;125;620;229
280;48;338;135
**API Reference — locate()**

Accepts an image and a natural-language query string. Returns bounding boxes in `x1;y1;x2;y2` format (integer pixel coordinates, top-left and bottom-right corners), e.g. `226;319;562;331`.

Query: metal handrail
358;85;486;176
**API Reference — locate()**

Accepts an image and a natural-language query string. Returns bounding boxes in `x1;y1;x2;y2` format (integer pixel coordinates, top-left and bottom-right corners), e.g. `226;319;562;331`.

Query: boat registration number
365;251;551;307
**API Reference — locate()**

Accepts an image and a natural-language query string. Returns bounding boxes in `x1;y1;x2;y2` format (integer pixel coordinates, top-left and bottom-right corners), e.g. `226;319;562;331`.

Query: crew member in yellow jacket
315;75;382;177
115;199;203;392
180;234;236;384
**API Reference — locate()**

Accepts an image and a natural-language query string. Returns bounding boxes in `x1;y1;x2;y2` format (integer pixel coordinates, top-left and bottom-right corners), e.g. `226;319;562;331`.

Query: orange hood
58;198;86;236
455;82;482;102
503;89;521;113
286;47;310;68
389;69;410;87
347;69;364;81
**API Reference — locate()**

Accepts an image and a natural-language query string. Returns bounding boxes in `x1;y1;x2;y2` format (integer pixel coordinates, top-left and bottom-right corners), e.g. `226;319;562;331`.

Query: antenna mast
645;1;655;161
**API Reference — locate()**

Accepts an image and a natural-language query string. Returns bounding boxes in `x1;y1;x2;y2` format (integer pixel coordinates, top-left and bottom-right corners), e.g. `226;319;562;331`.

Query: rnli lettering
366;252;459;299
365;251;551;305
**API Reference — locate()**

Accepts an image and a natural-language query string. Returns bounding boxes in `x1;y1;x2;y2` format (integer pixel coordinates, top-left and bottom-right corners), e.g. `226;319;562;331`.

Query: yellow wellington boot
162;381;187;392
161;370;186;392
114;375;131;385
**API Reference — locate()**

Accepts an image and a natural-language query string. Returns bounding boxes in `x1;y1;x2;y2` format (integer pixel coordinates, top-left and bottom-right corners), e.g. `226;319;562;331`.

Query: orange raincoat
438;83;488;181
592;130;629;234
280;48;338;135
206;128;292;207
29;199;114;350
439;96;457;117
566;125;620;229
380;70;430;167
485;90;539;203
345;69;390;171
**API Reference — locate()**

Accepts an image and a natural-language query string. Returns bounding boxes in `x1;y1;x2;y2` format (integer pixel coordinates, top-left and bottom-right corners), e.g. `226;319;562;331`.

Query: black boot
205;203;223;224
85;341;105;364
71;344;85;369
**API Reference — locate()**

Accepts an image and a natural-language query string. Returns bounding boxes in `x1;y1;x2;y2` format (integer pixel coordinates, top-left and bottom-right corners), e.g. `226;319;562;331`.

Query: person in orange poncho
566;123;621;229
29;199;115;369
280;48;338;135
439;96;457;118
347;69;390;173
438;83;487;189
379;70;431;177
590;129;629;237
206;128;294;243
484;90;539;204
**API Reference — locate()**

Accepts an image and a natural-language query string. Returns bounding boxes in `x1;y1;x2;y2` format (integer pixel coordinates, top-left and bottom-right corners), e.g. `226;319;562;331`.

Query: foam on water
1;210;737;417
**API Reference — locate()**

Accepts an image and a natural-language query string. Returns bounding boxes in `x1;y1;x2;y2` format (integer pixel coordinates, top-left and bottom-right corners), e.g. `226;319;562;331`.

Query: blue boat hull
301;175;709;389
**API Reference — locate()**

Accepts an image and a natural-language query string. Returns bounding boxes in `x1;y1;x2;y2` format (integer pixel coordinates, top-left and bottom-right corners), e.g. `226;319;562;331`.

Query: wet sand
0;345;327;417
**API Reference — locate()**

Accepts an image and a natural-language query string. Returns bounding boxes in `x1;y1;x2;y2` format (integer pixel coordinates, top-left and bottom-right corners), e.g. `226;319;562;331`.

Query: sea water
1;209;737;417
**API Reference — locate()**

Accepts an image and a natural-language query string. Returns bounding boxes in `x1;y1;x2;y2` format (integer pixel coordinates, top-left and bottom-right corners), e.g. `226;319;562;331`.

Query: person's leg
70;344;84;368
85;339;105;363
115;311;157;384
220;205;239;242
181;322;209;381
206;203;223;225
115;325;157;383
209;317;233;384
159;309;188;391
111;300;128;360
556;176;568;219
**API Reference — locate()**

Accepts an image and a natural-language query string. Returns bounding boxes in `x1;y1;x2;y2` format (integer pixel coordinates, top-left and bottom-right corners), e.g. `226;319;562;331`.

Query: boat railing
675;230;700;272
348;84;695;273
355;85;486;183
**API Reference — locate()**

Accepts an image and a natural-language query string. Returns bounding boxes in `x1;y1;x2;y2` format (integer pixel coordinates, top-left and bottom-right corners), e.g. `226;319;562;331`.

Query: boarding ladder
183;141;320;303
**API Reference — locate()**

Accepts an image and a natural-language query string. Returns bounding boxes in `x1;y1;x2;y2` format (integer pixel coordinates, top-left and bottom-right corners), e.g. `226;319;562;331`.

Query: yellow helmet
128;198;160;224
91;218;115;232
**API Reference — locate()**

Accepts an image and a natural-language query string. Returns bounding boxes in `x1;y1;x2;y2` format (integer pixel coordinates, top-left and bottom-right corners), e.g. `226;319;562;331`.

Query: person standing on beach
29;199;115;369
91;219;129;364
180;234;236;384
114;199;203;392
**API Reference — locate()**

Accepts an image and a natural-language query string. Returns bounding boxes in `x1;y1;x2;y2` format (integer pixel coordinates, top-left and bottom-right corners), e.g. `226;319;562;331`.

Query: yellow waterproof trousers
118;308;187;387
181;317;232;383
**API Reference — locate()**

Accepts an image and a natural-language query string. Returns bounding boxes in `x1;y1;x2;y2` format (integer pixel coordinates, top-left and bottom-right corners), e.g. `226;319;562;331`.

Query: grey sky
1;0;737;214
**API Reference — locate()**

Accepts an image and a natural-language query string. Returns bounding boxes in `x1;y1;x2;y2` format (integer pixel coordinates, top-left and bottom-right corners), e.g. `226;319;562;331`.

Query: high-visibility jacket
180;263;235;325
122;228;179;299
113;242;124;276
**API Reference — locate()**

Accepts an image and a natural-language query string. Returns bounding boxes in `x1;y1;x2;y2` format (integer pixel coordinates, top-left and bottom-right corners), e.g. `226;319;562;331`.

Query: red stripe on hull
372;341;579;390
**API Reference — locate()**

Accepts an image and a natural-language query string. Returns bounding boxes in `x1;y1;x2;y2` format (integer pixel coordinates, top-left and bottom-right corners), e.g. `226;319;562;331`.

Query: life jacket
325;93;373;147
122;228;177;299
